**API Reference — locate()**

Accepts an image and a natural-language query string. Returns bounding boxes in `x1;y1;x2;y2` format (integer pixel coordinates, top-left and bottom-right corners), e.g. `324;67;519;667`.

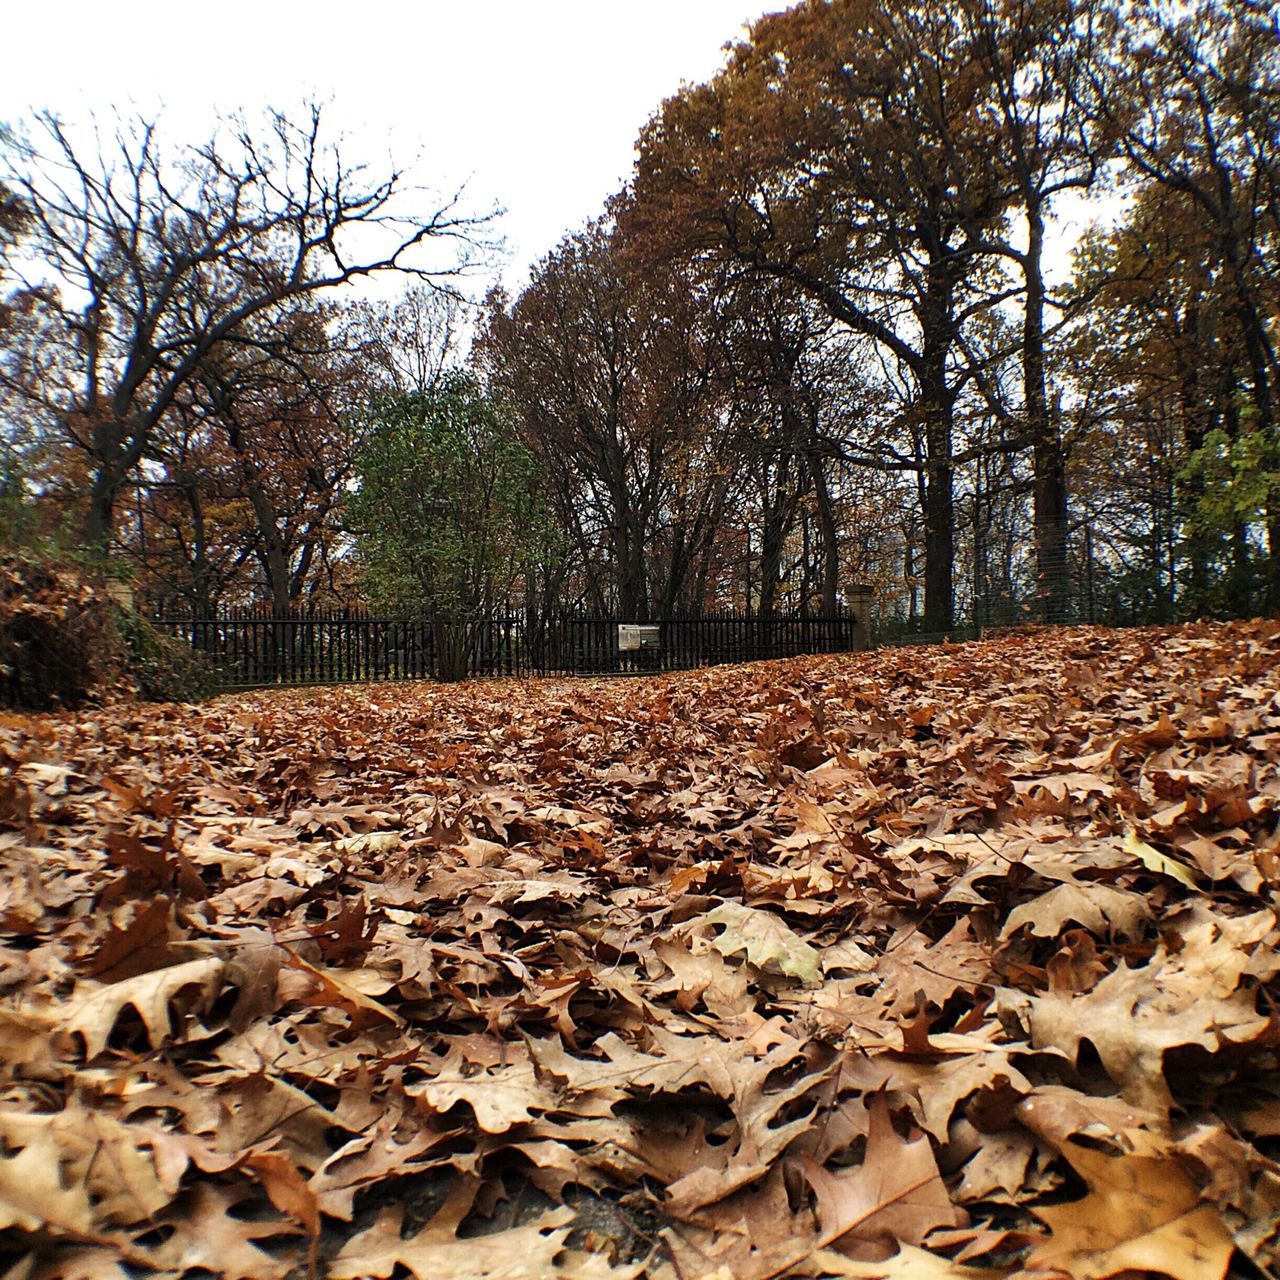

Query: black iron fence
152;610;524;688
545;614;860;674
150;608;864;689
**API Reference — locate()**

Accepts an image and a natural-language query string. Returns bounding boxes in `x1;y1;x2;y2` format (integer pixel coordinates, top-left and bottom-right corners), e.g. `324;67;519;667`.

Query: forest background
1;0;1278;641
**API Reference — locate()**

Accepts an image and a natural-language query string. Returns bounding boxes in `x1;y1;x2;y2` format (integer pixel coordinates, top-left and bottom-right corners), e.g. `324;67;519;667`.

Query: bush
112;608;217;703
0;553;215;710
0;554;119;710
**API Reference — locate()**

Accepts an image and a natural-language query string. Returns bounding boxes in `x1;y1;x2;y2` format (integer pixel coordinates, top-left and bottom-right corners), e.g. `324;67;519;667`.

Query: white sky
2;1;778;293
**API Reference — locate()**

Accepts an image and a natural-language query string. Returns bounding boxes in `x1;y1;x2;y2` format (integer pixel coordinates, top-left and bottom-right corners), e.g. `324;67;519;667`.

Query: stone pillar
846;584;875;650
104;580;135;611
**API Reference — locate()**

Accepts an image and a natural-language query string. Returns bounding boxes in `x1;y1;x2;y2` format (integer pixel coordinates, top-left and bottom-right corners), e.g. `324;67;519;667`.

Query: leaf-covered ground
3;620;1280;1280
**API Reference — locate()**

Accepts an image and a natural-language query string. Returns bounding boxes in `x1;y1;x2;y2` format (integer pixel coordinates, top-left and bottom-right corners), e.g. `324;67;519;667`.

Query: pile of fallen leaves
2;619;1279;1279
0;553;118;711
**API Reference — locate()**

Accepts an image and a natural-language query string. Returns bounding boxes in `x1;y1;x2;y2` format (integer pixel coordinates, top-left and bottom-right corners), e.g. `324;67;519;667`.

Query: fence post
846;585;876;650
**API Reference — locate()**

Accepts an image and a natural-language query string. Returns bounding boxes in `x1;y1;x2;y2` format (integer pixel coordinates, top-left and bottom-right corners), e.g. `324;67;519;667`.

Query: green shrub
112;608;218;704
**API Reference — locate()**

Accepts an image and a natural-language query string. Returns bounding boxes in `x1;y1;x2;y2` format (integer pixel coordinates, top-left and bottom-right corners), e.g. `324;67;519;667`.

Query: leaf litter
1;619;1279;1279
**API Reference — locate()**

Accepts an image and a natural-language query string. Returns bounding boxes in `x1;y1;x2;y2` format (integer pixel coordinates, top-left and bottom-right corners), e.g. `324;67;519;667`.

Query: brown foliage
0;554;117;710
2;620;1280;1277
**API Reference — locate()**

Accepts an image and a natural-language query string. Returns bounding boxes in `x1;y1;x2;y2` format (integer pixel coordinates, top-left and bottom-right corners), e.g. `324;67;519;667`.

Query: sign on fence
618;624;661;652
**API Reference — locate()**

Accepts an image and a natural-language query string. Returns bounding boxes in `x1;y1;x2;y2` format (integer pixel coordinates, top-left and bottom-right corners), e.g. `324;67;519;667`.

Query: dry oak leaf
310;1115;453;1220
1024;1136;1233;1280
149;1182;301;1280
11;1244;139;1280
407;1061;559;1133
0;1114;103;1238
777;1245;1007;1278
0;1005;72;1075
650;935;752;1019
790;1095;967;1262
665;1046;833;1214
1172;1125;1280;1273
86;898;182;982
62;955;226;1058
487;875;595;906
329;1178;634;1279
1007;908;1276;1112
243;1149;320;1236
330;830;400;856
280;950;403;1028
999;883;1150;942
3;1108;187;1226
701;901;823;983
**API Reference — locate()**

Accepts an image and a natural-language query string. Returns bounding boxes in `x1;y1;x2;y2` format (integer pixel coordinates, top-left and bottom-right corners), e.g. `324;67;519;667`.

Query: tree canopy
1;2;1277;633
348;374;552;677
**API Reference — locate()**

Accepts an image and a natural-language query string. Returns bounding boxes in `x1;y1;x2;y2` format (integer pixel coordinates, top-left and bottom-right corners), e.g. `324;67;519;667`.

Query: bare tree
355;285;470;397
0;103;492;550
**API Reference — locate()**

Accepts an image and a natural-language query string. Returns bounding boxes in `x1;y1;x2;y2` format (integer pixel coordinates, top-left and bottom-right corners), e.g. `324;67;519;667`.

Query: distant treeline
2;1;1277;633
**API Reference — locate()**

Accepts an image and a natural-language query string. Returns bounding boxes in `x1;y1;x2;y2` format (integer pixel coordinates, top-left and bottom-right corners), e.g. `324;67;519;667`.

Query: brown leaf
1026;1139;1233;1280
791;1095;967;1261
328;1179;576;1280
63;955;226;1058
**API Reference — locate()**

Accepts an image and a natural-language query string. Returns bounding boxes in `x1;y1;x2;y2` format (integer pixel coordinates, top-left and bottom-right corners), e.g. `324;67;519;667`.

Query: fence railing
546;614;860;674
152;612;524;688
151;609;864;689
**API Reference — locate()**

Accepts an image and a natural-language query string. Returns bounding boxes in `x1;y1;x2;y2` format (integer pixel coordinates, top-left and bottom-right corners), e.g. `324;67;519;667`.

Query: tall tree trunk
613;507;649;619
758;510;784;619
1180;324;1212;613
246;484;292;615
1220;207;1278;609
806;450;840;616
916;240;957;634
83;432;133;552
756;451;797;619
1235;308;1280;610
83;469;117;552
922;430;955;634
223;416;293;615
1024;203;1070;623
1222;390;1256;614
184;483;215;615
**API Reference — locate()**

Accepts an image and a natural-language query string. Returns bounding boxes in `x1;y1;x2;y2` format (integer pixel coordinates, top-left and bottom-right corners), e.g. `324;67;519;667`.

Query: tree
0;104;489;552
718;277;849;616
629;0;1013;631
356;285;469;398
0;176;26;334
348;374;551;681
960;0;1102;621
1067;176;1272;619
189;301;367;613
1088;0;1280;604
481;220;725;619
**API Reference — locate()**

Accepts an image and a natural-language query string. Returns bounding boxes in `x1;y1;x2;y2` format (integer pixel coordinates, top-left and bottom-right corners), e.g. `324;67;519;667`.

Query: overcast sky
3;1;778;292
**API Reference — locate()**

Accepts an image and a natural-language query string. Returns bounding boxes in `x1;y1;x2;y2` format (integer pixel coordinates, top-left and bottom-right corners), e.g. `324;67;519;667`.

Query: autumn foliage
0;554;117;709
2;620;1280;1277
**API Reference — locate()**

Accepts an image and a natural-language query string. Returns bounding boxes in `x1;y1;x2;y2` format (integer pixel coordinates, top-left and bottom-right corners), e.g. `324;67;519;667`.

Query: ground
2;620;1279;1280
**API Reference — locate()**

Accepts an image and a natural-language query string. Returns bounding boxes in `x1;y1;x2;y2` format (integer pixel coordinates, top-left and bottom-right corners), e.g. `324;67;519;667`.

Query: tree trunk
433;615;475;682
806;450;840;616
247;485;292;616
1024;204;1070;624
223;415;293;615
757;459;796;619
83;456;124;552
1180;331;1213;613
184;483;215;616
916;238;958;634
922;439;955;634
